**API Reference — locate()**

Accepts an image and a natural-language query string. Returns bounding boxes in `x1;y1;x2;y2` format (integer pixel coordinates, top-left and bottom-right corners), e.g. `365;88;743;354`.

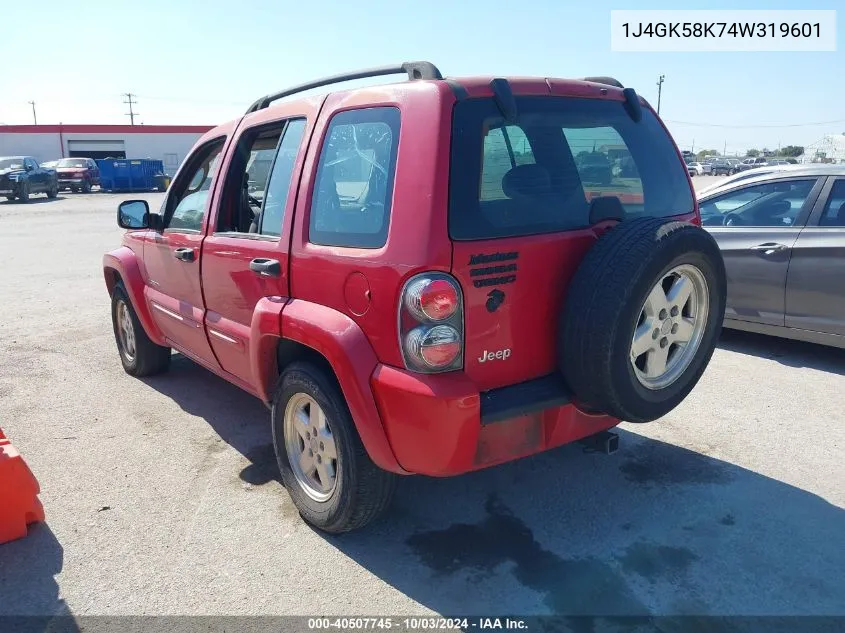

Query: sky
1;0;842;156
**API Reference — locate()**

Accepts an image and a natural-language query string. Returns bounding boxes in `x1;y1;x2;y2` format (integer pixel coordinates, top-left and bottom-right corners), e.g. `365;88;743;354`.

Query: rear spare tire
559;217;726;423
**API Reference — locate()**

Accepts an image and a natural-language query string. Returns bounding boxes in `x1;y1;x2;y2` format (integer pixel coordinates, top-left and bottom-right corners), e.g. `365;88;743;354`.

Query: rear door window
449;96;693;240
309;107;400;248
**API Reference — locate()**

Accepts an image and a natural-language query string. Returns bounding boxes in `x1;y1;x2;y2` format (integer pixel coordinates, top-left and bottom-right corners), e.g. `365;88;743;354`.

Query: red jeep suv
103;62;726;533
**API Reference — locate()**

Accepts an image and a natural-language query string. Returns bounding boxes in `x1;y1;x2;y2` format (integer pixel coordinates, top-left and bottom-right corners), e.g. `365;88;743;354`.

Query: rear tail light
399;273;463;373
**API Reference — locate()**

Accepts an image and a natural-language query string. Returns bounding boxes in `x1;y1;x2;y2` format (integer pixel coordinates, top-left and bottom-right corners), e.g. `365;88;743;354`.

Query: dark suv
0;156;58;202
103;62;726;533
711;158;740;176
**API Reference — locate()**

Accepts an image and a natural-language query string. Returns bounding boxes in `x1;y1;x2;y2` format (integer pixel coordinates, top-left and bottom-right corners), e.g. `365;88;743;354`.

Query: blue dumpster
97;159;170;192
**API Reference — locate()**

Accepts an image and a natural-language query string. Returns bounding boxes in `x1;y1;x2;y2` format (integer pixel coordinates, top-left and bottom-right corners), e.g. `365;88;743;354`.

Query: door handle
249;258;281;277
749;243;788;255
173;247;195;262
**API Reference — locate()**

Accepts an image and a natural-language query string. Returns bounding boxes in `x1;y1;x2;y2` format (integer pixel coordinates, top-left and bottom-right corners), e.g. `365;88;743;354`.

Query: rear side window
449;97;694;240
309;107;400;248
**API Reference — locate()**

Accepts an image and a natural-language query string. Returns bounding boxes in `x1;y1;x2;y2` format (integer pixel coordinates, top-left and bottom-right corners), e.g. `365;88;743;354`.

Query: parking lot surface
1;180;843;618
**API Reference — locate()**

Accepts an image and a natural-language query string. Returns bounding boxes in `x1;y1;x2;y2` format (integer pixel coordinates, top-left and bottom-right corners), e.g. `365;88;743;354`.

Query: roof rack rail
581;76;624;89
245;61;443;114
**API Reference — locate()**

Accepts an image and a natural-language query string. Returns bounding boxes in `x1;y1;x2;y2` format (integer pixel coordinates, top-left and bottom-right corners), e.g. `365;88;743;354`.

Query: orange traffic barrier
0;427;45;544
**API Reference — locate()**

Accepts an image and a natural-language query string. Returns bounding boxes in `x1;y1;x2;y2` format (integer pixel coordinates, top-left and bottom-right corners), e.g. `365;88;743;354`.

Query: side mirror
117;200;150;229
26;163;34;172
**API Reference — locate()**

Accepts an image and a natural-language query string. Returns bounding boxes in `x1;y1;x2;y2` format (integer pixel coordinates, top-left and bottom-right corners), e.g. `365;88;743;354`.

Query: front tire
272;361;396;533
82;180;92;193
17;181;30;203
111;283;171;377
47;181;58;198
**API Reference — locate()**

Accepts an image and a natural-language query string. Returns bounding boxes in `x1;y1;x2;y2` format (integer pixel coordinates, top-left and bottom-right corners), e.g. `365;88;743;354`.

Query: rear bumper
371;365;619;476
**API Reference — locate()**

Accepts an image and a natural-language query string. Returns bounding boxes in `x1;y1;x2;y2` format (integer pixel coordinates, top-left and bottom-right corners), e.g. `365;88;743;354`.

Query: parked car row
0;155;105;203
687;156;799;178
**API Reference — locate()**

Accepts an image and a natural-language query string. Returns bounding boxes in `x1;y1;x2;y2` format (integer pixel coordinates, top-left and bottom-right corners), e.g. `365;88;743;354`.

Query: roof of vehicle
0;156;27;160
242;61;644;117
698;164;845;198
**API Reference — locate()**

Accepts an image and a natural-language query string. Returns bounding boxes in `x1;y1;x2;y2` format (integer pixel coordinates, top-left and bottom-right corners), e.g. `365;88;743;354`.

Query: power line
123;93;139;125
665;118;845;129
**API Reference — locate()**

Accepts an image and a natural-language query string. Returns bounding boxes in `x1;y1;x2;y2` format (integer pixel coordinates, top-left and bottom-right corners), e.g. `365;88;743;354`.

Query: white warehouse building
0;124;213;176
797;133;845;165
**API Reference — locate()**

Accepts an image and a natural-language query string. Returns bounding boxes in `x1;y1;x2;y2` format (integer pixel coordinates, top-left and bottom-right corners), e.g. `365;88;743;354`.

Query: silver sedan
699;165;845;348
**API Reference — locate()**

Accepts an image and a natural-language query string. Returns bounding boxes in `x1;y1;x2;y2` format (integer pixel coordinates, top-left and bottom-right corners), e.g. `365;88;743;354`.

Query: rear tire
111;283;171;377
47;182;58;198
272;361;396;533
559;217;726;423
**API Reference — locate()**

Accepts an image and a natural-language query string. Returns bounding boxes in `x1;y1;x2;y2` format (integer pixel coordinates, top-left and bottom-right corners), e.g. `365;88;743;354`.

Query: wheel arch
103;248;166;346
270;299;406;474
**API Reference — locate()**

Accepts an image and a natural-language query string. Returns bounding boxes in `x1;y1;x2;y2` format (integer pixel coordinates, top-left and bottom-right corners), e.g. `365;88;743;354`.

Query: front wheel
17;181;30;203
47;181;58;198
81;180;92;193
272;361;396;533
111;283;171;376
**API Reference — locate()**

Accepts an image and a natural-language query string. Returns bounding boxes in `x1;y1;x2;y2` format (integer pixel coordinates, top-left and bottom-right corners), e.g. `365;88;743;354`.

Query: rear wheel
272;361;396;533
559;217;726;423
111;283;171;377
4;195;13;202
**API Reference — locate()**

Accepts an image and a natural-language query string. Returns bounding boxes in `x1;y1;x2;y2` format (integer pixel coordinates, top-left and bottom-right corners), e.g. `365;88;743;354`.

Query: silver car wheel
116;301;137;362
284;393;338;502
630;264;709;390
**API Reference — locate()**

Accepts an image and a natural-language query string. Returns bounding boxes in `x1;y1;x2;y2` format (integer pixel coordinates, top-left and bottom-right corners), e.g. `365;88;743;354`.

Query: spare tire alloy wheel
630;264;708;390
284;393;338;502
559;217;726;424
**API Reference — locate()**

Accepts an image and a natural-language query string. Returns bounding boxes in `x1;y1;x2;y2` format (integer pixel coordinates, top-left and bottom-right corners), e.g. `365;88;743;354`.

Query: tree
696;149;719;160
746;148;761;157
778;145;804;157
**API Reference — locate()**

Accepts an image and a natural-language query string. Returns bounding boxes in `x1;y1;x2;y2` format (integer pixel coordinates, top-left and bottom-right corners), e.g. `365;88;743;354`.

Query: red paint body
103;75;698;476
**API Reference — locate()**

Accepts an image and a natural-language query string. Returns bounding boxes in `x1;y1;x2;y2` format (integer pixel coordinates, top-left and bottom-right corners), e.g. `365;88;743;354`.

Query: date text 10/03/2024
307;618;528;630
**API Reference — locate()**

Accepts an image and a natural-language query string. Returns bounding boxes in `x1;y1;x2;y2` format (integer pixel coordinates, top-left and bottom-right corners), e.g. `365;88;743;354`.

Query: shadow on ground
137;353;844;620
0;196;67;206
718;328;844;375
0;523;79;630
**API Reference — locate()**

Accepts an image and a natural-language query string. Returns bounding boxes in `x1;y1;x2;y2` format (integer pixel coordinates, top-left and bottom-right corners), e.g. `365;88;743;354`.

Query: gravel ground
0;180;843;621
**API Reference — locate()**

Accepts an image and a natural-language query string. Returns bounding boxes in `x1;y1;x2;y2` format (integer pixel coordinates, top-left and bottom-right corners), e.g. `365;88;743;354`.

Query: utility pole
28;101;37;125
123;93;138;125
723;140;727;156
656;74;665;115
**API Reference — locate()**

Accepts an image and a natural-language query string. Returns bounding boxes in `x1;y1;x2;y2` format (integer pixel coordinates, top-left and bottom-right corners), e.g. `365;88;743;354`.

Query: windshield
0;159;25;170
448;96;694;240
57;158;89;168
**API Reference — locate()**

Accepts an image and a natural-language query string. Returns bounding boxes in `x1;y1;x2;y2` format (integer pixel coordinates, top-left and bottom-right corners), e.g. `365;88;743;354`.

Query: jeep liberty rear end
104;62;726;533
